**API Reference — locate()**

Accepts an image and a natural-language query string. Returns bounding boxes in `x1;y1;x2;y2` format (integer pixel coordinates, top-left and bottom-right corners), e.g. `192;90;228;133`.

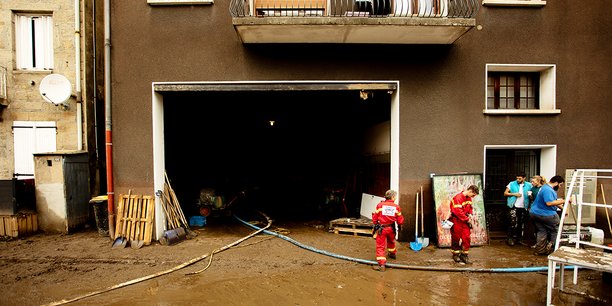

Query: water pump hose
234;214;575;273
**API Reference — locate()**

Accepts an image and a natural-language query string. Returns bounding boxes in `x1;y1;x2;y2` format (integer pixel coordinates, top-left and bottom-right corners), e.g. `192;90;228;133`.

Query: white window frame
484;64;559;115
12;121;57;179
14;13;54;71
482;0;546;7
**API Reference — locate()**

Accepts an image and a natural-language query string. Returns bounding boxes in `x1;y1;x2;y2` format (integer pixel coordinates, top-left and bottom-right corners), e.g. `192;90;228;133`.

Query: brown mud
0;217;610;305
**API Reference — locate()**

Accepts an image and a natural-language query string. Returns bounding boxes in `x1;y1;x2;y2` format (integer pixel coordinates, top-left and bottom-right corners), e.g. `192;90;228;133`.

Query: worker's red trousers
375;226;396;265
450;220;470;254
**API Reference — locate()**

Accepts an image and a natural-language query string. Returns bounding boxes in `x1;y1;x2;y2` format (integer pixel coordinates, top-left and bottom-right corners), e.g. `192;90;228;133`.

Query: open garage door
152;81;400;239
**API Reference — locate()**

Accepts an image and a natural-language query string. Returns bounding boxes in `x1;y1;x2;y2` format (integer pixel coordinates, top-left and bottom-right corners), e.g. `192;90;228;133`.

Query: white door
12;121;57;179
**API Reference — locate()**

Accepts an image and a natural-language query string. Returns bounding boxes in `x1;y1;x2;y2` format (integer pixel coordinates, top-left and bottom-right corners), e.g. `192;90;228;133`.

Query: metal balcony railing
230;0;479;18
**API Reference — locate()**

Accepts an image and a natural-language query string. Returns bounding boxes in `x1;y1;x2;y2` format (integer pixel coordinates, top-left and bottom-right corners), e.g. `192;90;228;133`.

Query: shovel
410;192;423;251
112;190;132;248
417;186;430;248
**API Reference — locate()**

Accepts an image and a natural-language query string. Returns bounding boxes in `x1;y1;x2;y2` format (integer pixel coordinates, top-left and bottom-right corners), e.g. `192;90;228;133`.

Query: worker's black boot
388;253;396;260
452;254;461;263
460;254;472;265
372;264;386;272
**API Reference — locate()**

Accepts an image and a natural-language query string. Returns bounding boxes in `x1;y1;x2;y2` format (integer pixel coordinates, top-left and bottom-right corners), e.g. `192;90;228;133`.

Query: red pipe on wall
104;0;114;240
105;130;114;239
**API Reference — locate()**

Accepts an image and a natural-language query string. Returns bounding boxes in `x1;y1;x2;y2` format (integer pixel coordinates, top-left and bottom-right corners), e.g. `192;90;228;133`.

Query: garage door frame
151;80;400;240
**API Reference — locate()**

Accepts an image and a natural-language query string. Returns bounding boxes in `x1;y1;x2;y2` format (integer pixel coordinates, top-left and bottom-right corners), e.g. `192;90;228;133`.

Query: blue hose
234;214;575;273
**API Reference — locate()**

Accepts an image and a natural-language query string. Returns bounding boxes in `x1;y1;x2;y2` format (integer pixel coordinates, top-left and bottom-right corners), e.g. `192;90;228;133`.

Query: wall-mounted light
360;90;373;100
269;120;275;127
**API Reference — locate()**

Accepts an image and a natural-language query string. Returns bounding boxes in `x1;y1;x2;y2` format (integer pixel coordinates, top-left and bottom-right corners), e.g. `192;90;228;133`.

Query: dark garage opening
162;89;392;222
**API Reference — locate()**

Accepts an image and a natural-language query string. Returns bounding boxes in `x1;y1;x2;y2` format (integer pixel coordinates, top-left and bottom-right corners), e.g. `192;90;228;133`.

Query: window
14;14;54;70
482;0;546;7
487;72;538;110
484;64;559;115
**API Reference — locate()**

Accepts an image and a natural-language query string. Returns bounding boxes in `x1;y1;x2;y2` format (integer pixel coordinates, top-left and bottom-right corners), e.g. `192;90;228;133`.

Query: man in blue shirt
503;174;532;246
529;175;566;255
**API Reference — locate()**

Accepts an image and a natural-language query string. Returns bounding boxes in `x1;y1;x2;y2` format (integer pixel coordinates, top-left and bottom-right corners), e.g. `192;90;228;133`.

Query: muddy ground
0;215;611;306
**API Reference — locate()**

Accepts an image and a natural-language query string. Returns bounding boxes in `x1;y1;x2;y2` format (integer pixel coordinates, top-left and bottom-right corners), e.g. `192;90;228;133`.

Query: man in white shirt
503;174;532;246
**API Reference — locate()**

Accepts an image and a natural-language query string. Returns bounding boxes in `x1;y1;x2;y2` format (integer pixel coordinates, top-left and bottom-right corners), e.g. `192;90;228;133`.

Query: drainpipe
92;0;99;161
74;0;83;150
104;0;115;240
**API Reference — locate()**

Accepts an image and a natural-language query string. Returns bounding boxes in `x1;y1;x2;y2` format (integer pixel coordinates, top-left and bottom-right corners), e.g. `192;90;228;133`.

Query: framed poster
433;173;488;247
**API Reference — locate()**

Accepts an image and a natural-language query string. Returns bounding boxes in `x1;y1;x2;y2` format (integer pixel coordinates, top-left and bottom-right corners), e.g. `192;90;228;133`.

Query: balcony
230;0;479;44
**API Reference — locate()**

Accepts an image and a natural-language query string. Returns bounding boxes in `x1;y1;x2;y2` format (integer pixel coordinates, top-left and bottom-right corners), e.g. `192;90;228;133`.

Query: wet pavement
1;219;610;305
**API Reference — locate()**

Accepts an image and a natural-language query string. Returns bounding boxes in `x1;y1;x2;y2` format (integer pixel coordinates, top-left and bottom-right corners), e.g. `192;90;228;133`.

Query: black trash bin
90;195;109;236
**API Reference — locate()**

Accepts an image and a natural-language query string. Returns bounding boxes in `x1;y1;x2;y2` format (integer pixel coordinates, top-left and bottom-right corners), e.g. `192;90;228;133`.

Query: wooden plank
10;217;18;237
25;214;32;233
32;213;37;232
0;217;5;236
549;246;612;272
114;194;125;239
329;218;373;229
18;216;26;235
333;227;373;236
144;196;155;245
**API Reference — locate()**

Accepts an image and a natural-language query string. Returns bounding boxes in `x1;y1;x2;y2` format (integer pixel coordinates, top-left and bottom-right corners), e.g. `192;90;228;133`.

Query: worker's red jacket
372;199;404;226
450;192;473;223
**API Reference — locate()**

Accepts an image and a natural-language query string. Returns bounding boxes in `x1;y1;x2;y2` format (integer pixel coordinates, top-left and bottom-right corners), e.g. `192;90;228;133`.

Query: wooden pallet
329;218;374;237
0;212;37;238
114;194;155;246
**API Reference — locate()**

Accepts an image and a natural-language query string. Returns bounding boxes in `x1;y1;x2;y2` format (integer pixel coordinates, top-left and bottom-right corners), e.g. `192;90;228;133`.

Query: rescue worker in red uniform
372;190;404;272
449;185;479;265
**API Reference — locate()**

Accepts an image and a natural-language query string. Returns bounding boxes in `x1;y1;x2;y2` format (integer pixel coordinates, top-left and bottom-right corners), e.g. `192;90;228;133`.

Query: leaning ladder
546;169;612;305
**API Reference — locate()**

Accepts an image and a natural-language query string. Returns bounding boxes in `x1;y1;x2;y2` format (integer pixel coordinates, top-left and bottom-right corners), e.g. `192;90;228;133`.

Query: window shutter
14;15;53;70
36;16;54;69
13;121;57;179
15;15;33;69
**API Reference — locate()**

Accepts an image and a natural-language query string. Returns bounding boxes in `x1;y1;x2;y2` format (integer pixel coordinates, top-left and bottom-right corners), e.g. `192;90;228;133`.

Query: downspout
104;0;115;240
74;0;83;150
92;0;99;161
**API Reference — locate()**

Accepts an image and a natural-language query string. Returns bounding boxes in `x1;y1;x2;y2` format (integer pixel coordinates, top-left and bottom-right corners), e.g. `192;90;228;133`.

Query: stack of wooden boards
329;217;374;237
113;194;155;246
0;212;37;238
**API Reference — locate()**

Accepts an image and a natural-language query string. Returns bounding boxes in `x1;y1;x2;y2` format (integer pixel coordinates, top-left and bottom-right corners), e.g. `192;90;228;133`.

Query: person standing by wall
371;190;404;272
503;174;532;246
449;185;479;265
528;175;546;203
529;175;566;255
524;175;546;247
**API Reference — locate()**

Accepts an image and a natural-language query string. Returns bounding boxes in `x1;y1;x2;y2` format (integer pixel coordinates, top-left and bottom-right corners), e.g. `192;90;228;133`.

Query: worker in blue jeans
529;175;566;255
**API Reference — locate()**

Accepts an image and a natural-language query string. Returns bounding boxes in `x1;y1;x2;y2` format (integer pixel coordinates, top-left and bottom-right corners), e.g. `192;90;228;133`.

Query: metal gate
485;149;540;205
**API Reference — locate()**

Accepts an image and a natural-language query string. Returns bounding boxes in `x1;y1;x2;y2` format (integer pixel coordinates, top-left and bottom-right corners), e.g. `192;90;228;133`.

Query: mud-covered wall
109;1;612;237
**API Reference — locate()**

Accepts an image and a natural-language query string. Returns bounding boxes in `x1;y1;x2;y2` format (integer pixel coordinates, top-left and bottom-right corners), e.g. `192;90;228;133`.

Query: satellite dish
39;74;72;106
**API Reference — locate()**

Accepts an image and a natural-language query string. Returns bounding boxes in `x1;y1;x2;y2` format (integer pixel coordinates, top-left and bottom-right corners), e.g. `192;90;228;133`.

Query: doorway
152;81;400;240
483;145;557;231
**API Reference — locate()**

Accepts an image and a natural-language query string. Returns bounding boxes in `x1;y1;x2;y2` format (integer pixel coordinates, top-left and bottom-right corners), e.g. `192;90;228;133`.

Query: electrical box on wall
33;151;89;233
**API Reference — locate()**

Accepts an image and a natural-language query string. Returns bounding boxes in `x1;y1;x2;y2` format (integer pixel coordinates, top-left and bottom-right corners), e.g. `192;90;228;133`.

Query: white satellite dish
39;74;72;106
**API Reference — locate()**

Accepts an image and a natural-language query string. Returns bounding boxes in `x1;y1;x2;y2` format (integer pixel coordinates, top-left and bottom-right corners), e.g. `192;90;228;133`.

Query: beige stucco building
0;0;103;232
